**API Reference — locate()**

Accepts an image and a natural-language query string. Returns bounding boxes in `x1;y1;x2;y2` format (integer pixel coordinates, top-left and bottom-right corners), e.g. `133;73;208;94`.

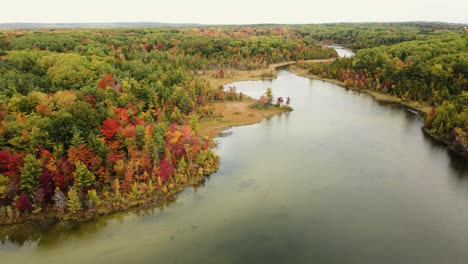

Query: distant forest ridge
0;21;467;29
0;22;203;29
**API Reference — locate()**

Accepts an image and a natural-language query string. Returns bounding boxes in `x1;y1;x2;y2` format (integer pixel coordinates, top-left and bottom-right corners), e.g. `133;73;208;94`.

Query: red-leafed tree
165;124;200;161
101;118;121;140
68;144;101;173
0;150;23;177
15;193;32;212
36;104;49;115
123;125;137;138
97;74;115;90
133;117;144;126
122;166;134;192
39;147;56;173
54;158;73;191
155;42;164;50
40;170;55;202
157;159;174;182
115;108;131;124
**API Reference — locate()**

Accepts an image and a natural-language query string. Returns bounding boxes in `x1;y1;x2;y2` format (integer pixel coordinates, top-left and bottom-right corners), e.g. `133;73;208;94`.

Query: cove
1;70;468;263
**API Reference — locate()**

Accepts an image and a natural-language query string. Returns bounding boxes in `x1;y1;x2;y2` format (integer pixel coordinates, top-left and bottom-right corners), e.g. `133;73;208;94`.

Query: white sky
2;0;467;24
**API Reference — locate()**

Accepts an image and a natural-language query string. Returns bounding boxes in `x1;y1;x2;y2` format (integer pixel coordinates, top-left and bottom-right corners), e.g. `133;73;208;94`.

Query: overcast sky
2;0;467;24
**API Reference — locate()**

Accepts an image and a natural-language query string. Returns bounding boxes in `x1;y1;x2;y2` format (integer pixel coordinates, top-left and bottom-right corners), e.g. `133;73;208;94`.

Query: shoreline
3;57;464;237
196;60;334;140
0;60;300;236
287;65;468;159
198;98;290;140
197;59;335;90
287;65;431;115
0;163;219;238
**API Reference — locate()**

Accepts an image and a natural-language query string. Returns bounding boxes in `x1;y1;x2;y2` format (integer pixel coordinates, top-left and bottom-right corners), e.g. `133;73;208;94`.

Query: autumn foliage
101;118;121;140
15;193;31;212
97;74;115;90
0;25;340;223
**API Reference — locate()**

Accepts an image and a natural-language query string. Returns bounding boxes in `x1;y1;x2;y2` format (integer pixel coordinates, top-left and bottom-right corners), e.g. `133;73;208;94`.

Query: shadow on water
447;151;468;179
356;89;467;177
419;128;468;179
0;196;179;248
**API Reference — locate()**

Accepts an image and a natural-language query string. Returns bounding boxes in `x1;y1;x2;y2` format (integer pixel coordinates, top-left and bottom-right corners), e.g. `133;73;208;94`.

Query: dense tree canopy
305;33;467;152
0;23;465;223
0;25;338;222
294;22;466;49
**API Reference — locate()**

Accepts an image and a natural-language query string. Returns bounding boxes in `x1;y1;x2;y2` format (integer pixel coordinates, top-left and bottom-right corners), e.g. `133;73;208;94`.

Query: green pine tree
148;180;155;193
74;161;95;190
189;114;199;133
67;188;82;215
266;87;273;105
130;182;140;200
87;189;101;209
70;128;86;146
20;154;43;194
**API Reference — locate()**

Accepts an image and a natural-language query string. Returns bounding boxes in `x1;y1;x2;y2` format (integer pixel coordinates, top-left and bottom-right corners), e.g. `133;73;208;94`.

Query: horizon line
1;20;467;26
0;20;468;30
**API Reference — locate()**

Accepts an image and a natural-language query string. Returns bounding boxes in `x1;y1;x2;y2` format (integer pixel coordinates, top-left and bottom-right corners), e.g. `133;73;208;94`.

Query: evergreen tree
74;161;95;190
67;187;82;214
70;128;86;146
87;189;101;209
189;114;199;133
20;154;43;194
266;88;273;105
173;88;193;114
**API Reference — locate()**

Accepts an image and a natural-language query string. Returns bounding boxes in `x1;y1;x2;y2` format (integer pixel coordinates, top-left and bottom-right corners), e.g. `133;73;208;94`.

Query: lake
1;50;468;264
326;45;355;58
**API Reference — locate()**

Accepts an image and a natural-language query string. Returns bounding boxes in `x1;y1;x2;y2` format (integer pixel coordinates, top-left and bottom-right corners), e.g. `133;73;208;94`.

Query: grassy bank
199;99;289;139
197;61;308;139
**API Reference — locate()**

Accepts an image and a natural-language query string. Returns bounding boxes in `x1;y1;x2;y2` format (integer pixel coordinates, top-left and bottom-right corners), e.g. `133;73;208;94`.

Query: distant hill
0;22;203;29
0;21;466;29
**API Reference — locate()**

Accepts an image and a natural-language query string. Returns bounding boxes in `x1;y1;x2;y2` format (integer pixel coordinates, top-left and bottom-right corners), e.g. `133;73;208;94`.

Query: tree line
305;33;467;153
0;26;336;223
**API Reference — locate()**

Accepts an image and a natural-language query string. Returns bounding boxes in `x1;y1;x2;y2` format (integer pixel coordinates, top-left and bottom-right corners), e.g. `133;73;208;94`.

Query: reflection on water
1;70;467;264
448;151;468;179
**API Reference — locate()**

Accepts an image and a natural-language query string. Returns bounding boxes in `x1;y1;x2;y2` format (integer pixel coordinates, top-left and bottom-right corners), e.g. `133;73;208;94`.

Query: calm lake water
326;45;354;58
1;52;468;263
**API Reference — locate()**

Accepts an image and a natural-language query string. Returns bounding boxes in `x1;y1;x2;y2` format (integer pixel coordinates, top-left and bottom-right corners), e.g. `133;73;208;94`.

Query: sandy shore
198;60;334;139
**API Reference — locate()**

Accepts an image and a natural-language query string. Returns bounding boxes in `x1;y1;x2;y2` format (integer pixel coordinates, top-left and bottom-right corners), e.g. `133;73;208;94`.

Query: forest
292;22;466;49
0;23;466;224
303;32;467;154
0;26;336;223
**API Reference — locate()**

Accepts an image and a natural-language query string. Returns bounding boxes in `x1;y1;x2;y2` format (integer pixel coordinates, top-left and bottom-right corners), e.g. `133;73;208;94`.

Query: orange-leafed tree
97;74;115;90
101;118;121;140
